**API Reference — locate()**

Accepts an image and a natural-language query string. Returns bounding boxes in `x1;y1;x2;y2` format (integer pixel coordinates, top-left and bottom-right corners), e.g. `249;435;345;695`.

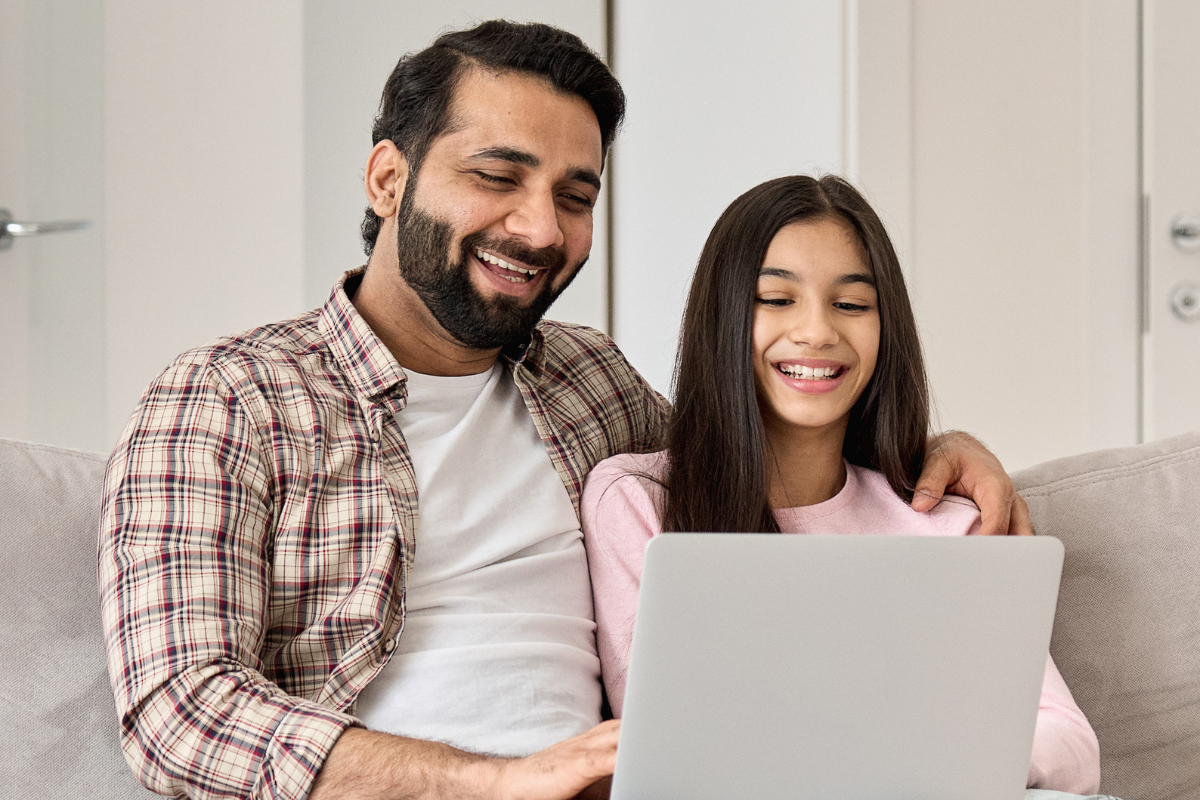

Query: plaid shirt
98;269;669;800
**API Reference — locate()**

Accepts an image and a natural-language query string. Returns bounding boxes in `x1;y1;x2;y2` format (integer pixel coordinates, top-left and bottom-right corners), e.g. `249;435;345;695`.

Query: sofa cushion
1013;431;1200;800
0;439;157;798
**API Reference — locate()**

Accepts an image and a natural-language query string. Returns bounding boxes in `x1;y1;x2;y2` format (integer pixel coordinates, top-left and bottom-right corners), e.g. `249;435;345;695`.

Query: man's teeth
779;364;840;379
475;248;537;281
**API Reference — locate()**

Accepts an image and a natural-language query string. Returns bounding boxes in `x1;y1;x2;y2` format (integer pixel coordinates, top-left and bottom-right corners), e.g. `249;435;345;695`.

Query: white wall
6;0;1157;472
611;0;846;394
11;2;610;451
105;1;306;442
856;0;1140;471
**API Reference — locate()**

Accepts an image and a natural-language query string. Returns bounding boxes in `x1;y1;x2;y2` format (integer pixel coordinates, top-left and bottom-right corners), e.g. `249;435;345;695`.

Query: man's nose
506;189;565;250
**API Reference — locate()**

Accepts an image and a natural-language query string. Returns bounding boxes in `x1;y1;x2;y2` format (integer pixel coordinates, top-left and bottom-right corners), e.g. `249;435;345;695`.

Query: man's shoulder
535;319;620;359
169;307;329;377
533;320;646;387
529;320;670;457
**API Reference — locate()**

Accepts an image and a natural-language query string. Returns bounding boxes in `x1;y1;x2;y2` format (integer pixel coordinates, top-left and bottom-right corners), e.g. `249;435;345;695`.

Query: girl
581;175;1103;794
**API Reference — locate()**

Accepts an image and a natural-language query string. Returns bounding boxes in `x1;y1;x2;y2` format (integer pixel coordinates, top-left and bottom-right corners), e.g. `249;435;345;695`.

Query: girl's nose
788;305;839;348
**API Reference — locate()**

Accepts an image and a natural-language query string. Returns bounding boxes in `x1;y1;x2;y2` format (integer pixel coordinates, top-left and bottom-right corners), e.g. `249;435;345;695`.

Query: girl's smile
772;358;850;394
753;217;880;437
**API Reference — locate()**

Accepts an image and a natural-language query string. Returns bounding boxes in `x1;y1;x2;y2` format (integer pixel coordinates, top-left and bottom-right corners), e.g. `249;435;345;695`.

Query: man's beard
393;193;584;350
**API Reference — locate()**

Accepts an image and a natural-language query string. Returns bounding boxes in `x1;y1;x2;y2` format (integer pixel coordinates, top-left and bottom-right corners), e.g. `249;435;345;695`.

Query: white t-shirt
353;363;602;756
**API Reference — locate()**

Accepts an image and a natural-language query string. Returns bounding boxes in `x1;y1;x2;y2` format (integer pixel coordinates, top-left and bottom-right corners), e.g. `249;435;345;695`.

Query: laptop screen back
610;534;1064;800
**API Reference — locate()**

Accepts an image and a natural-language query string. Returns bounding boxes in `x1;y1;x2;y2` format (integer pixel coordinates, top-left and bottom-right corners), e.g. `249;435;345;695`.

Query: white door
0;0;106;451
1144;0;1200;440
854;0;1142;471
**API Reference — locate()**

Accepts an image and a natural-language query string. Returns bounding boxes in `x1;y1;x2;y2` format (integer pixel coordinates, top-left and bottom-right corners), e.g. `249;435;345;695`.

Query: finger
912;450;955;512
572;719;620;745
1006;492;1035;536
910;487;944;513
502;727;621;800
971;482;1013;536
559;721;621;770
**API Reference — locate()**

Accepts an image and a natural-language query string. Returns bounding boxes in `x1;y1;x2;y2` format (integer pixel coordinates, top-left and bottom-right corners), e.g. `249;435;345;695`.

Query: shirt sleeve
580;457;664;717
1027;654;1102;793
98;358;358;800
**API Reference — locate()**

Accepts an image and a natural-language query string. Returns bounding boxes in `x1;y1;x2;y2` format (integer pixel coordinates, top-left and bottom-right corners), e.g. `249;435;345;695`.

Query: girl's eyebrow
758;266;798;281
758;266;876;287
835;273;876;288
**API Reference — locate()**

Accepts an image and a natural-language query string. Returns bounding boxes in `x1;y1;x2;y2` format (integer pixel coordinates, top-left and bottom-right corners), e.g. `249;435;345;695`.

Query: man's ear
365;140;409;219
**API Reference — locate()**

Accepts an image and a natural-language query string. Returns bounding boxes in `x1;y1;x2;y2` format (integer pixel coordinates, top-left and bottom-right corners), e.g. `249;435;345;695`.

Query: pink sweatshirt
581;452;1102;794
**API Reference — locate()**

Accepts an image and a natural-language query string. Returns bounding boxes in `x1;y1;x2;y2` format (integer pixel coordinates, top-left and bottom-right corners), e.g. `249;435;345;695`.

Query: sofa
1;433;1198;799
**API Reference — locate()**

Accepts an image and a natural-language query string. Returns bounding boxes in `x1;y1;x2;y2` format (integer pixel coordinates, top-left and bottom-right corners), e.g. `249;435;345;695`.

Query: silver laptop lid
611;534;1064;800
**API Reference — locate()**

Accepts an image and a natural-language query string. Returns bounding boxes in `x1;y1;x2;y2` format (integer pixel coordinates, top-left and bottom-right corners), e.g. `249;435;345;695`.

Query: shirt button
370;428;380;442
383;637;395;653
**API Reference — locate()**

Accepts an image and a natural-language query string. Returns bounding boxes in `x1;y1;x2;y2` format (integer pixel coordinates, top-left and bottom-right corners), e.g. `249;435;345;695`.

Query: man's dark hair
360;19;625;256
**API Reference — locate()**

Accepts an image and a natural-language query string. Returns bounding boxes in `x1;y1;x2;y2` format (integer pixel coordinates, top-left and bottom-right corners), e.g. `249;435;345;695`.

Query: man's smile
469;245;558;299
473;246;545;283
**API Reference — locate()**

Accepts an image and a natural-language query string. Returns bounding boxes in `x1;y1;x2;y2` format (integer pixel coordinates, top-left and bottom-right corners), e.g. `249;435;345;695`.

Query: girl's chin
763;406;854;437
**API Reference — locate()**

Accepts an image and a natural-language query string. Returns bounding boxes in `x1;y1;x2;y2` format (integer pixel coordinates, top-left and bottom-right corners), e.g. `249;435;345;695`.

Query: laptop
609;534;1064;800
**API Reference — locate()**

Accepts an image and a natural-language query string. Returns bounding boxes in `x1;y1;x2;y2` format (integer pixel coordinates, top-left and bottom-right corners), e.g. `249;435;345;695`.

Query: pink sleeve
581;458;664;717
1027;654;1101;793
923;494;1100;791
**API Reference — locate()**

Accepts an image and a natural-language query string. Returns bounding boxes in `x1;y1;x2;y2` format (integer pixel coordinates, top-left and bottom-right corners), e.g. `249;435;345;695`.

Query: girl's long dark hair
661;175;930;534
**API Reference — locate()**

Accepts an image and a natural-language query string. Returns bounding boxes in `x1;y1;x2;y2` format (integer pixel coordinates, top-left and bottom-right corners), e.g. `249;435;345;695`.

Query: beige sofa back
3;434;1198;798
0;439;157;798
1014;431;1200;800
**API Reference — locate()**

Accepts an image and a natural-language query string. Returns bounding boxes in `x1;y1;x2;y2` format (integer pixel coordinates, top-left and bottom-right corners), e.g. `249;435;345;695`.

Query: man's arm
910;430;1033;536
99;358;359;800
309;722;619;800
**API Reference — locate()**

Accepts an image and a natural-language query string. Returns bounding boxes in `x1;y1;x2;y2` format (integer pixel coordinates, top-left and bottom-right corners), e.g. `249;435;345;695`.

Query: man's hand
498;720;620;800
911;431;1033;536
310;720;619;800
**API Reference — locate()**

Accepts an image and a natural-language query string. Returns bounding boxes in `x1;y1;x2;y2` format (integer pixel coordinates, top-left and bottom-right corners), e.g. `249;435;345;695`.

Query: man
99;20;1029;800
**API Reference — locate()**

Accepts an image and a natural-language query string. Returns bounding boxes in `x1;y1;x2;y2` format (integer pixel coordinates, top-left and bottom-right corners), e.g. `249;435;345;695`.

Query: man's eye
561;194;594;209
475;171;514;186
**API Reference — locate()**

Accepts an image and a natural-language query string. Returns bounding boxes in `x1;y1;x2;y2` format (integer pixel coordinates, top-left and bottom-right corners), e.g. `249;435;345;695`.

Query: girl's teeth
780;365;839;379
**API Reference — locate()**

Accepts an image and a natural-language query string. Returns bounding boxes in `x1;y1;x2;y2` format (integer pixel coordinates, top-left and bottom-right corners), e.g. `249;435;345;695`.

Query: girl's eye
755;297;792;307
834;301;872;312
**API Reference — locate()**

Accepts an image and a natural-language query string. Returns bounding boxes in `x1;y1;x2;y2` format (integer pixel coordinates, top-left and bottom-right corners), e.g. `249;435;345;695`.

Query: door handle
1171;213;1200;253
0;208;92;251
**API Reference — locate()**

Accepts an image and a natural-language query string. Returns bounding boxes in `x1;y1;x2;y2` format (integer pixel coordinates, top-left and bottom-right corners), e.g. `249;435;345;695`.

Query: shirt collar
500;326;545;374
318;267;408;401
